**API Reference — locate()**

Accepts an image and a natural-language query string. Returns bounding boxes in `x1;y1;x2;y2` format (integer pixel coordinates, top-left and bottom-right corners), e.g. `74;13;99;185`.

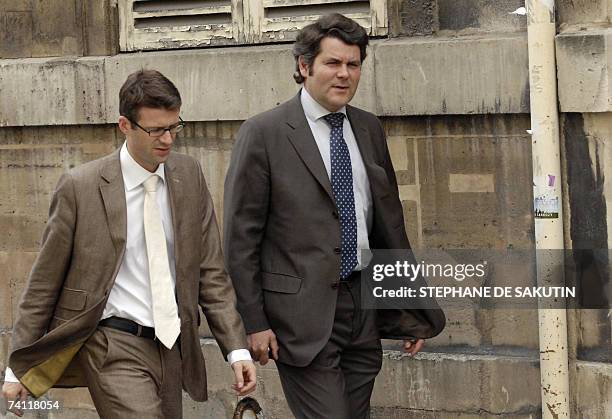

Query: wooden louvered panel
245;0;386;43
119;0;387;51
120;0;243;51
263;0;363;7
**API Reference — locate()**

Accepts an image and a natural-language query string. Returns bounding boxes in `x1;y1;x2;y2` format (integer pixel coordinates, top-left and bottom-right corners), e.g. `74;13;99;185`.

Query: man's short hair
292;13;369;84
119;69;182;123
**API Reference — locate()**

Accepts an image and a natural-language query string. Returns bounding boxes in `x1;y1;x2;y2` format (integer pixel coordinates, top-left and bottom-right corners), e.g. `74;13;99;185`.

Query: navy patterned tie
324;112;358;280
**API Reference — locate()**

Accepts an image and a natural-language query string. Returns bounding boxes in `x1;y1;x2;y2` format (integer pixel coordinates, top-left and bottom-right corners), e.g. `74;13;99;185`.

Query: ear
298;56;309;80
118;116;131;135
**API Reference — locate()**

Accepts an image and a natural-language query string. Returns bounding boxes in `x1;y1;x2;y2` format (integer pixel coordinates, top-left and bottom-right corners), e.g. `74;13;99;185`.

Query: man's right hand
2;381;29;417
247;329;279;365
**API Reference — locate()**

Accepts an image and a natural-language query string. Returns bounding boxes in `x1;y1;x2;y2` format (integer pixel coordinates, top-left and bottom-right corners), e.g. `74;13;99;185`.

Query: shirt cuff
227;349;252;365
4;367;19;383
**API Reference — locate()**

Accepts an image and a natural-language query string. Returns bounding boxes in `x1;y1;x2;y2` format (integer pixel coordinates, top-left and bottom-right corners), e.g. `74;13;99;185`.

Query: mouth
154;147;171;156
332;85;350;91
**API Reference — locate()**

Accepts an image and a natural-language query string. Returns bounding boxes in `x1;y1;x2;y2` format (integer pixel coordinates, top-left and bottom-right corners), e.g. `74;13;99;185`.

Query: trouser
77;325;182;419
276;278;382;419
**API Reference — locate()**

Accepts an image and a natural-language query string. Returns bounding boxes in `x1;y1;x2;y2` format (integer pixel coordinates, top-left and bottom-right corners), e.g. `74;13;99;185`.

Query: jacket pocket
261;272;302;294
57;287;88;311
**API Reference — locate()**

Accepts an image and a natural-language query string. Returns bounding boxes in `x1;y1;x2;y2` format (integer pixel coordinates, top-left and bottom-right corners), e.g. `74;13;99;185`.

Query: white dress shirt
102;143;175;327
4;143;249;383
301;88;373;269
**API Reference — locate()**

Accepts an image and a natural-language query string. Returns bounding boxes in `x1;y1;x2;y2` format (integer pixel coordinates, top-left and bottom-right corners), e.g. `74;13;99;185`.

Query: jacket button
332;211;339;219
334;247;341;254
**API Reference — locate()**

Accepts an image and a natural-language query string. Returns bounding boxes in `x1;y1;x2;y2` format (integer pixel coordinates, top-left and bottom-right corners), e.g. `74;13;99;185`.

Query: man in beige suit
224;14;444;419
2;70;255;418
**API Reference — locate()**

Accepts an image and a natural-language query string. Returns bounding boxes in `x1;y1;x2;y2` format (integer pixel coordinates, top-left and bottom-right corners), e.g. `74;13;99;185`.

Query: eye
149;128;166;136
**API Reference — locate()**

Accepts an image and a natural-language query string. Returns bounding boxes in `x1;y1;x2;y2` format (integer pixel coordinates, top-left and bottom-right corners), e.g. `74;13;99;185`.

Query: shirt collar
120;142;166;191
300;87;347;124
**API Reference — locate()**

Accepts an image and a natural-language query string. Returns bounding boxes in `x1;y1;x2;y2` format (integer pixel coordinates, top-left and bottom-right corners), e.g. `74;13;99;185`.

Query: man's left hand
403;339;424;356
231;360;257;396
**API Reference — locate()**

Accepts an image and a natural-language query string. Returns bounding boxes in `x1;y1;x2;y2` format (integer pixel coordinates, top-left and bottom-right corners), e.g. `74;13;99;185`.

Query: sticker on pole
534;195;559;218
534;175;559;218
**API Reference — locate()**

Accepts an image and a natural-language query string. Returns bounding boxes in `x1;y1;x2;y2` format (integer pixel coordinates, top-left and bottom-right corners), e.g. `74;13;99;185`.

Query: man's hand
247;329;279;365
231;360;257;396
403;338;425;356
2;381;29;417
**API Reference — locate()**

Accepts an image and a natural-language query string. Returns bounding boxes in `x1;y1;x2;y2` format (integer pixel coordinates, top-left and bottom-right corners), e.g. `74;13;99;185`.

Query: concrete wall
0;35;529;127
0;0;118;59
1;0;611;418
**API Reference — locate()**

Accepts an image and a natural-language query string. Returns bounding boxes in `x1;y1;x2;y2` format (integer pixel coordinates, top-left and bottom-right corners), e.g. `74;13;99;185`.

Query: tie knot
143;175;160;193
324;112;345;128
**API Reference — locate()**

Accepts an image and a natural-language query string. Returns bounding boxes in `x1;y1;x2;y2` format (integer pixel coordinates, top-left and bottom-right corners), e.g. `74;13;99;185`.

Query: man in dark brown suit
2;70;255;418
224;14;445;419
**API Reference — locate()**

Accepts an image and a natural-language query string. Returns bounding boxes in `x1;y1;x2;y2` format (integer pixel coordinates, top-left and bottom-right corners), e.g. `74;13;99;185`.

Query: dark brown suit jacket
224;94;445;367
8;149;247;400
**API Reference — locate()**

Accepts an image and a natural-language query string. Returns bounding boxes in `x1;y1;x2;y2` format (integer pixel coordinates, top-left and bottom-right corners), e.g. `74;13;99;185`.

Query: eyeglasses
129;117;185;138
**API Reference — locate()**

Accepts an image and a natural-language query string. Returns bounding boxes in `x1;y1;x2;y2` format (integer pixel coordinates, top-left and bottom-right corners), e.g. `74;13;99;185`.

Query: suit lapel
164;155;183;280
99;151;127;254
285;95;335;203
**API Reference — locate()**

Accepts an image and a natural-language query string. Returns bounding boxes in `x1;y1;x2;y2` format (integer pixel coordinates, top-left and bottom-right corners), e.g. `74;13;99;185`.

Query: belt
99;317;156;339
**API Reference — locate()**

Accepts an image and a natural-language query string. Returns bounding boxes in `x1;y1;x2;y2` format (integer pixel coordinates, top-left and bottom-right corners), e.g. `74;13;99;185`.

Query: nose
337;64;349;78
159;130;174;145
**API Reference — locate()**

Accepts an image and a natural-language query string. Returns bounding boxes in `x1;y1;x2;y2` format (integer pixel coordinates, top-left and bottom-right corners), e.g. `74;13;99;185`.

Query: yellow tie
143;175;181;349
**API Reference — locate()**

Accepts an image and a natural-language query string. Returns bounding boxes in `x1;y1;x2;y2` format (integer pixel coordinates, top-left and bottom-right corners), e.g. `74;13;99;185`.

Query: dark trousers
276;279;382;419
77;326;183;419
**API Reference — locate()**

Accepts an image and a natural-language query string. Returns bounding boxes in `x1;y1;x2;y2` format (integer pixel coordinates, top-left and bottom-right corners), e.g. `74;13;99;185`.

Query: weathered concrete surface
383;115;534;249
573;360;612;419
557;0;612;27
0;57;107;126
0;332;9;374
382;115;540;353
102;44;361;125
0;126;118;252
1;35;532;126
372;351;540;415
82;0;119;57
437;0;526;34
389;0;438;37
374;35;530;116
0;344;576;419
370;409;536;418
29;0;81;58
0;253;14;329
0;9;33;59
102;43;378;121
556;29;612;113
0;252;37;331
561;112;612;363
579;113;612;252
193;342;543;418
0;0;118;59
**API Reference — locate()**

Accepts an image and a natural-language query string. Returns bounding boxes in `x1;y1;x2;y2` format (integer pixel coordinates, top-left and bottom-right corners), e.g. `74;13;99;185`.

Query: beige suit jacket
8;149;247;401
